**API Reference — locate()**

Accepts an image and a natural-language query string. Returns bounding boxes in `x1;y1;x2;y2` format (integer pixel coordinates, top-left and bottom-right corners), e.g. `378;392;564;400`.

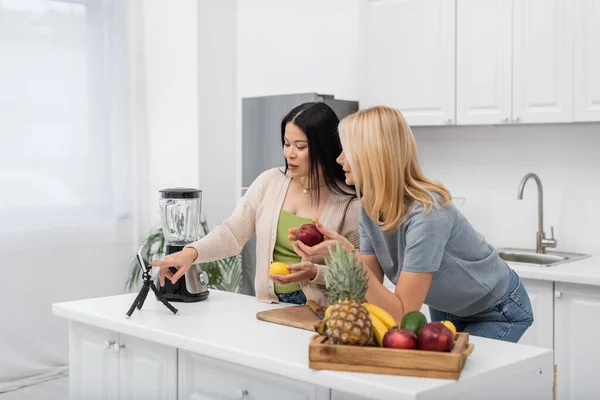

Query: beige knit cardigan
186;168;361;305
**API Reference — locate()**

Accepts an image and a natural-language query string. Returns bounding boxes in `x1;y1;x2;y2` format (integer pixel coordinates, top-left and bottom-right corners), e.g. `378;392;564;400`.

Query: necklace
297;178;326;194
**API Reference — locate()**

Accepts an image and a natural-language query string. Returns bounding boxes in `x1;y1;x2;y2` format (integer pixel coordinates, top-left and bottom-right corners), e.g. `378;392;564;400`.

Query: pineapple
323;243;373;346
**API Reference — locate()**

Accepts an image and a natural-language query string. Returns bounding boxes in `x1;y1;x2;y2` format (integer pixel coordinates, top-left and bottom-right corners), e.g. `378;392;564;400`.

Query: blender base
158;290;210;303
157;244;211;302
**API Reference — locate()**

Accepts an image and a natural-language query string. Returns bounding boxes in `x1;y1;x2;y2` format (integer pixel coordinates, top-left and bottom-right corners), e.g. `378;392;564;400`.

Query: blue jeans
429;268;534;343
277;290;307;305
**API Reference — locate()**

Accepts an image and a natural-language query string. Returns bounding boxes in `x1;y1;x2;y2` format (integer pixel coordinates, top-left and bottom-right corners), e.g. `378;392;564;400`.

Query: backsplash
413;123;600;256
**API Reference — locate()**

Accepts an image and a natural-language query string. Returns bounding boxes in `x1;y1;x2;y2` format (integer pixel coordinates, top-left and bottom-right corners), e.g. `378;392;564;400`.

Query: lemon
441;320;457;337
269;262;290;276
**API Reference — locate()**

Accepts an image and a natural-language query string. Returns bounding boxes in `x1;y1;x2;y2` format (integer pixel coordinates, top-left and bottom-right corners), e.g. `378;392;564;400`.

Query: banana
324;305;333;320
315;320;327;335
363;302;397;330
370;313;388;347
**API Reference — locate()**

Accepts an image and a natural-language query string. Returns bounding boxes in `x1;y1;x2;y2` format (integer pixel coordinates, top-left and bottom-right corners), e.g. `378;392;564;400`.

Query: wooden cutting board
256;305;322;331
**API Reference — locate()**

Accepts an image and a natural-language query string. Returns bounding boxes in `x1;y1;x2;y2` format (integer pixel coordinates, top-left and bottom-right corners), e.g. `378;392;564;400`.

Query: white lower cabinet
554;282;600;399
118;333;178;400
518;279;554;350
69;321;177;400
179;350;329;400
516;278;600;398
69;322;119;400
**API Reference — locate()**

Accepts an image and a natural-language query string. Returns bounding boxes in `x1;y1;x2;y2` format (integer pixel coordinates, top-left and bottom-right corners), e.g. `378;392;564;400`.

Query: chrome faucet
517;173;557;254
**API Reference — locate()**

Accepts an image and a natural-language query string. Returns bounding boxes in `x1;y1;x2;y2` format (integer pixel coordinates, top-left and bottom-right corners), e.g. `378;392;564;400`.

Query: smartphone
136;245;151;274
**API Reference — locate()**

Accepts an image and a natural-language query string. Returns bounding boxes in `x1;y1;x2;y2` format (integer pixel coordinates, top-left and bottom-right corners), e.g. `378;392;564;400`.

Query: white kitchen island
53;290;554;400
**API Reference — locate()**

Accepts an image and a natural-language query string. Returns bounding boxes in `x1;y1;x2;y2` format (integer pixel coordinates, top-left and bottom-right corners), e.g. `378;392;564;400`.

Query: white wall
237;0;360;101
236;0;360;203
143;0;201;230
142;0;237;230
197;0;237;228
413;123;600;256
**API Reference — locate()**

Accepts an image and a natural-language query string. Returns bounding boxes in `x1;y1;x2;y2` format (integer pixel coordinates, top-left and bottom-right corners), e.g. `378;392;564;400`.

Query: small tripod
126;261;178;318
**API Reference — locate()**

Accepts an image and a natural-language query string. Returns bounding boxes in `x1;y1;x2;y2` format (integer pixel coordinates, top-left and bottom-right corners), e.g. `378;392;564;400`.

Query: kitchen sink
497;248;591;267
499;173;592;267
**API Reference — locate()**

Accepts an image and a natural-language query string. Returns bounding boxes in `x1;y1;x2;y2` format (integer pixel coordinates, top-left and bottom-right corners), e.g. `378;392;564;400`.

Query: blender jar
158;188;202;247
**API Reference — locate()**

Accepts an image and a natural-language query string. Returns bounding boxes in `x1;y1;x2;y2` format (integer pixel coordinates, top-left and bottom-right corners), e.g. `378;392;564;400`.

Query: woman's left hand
269;261;318;284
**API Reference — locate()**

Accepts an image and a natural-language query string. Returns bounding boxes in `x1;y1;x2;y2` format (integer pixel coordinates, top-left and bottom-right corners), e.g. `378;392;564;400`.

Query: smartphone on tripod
125;245;178;318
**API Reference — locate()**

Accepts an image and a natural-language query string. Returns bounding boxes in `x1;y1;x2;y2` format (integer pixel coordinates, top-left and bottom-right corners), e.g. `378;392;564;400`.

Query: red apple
295;224;324;246
382;328;417;350
417;322;454;352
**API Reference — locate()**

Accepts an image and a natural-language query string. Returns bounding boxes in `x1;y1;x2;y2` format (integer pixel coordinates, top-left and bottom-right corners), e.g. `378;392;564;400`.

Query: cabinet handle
112;343;125;353
235;389;248;399
104;340;115;350
512;115;520;122
502;117;509;123
554;291;562;298
445;118;452;124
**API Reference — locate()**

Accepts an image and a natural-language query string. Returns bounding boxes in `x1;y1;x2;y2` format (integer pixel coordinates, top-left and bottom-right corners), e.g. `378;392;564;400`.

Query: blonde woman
296;106;533;343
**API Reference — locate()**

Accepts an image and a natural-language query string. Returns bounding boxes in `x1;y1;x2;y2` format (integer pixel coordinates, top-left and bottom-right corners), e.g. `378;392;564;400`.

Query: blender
156;188;210;302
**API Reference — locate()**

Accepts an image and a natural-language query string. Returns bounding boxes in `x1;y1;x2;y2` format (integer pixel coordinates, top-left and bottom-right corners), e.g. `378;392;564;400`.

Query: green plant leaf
214;254;242;293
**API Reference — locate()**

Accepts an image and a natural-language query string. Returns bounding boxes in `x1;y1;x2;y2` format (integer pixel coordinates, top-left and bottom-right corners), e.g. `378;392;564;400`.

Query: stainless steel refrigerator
239;93;359;296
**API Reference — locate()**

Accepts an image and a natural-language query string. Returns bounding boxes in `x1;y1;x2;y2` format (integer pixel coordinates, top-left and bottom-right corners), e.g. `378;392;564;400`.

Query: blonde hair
338;106;451;232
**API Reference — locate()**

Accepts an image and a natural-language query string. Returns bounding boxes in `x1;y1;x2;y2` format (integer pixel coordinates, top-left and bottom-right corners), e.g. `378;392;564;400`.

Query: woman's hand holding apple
288;219;355;259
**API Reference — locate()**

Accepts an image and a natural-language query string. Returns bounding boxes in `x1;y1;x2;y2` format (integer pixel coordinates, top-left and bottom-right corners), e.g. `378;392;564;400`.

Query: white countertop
381;256;600;290
53;290;553;400
508;255;600;286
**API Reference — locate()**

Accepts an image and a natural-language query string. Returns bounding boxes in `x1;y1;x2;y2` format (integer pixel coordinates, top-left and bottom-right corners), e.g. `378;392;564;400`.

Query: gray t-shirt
359;197;510;317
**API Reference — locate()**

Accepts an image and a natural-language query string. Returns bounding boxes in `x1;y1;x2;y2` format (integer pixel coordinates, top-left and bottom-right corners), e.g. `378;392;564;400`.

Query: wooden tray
256;305;322;331
309;332;474;380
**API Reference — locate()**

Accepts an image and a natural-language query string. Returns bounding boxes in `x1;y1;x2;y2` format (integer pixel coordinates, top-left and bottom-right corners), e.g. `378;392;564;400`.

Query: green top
272;209;313;294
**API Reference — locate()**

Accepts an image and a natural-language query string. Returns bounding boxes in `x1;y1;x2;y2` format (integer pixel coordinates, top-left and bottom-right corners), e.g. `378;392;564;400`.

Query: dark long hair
281;102;355;204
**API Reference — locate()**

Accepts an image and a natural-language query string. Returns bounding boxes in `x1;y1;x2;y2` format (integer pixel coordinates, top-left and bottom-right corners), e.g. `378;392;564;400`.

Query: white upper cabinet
512;0;574;124
360;0;456;126
362;0;596;126
574;0;600;121
457;0;513;125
